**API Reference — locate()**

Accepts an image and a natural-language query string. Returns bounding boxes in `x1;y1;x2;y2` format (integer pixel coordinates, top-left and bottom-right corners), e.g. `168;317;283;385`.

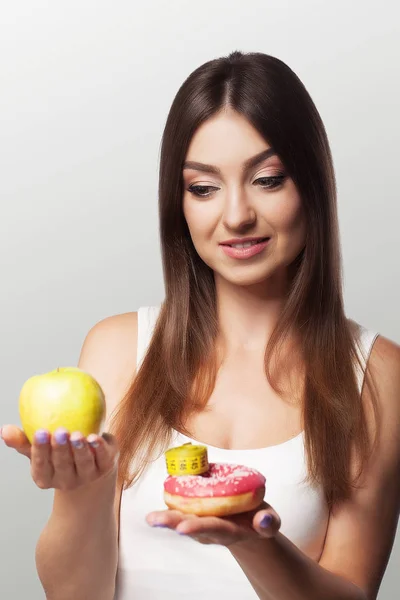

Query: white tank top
114;306;379;600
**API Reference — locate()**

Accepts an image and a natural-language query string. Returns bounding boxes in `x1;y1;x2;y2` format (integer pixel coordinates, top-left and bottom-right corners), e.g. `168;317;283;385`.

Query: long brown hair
110;50;379;510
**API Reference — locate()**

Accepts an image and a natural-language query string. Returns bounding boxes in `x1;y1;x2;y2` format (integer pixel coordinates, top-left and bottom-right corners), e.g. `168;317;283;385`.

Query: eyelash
187;175;287;198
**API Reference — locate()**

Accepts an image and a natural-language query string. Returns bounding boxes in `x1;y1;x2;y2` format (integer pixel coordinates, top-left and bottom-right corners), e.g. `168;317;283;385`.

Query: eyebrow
182;147;277;175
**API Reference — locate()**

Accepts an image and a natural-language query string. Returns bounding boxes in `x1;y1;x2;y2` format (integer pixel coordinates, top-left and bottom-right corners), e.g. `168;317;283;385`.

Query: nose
222;189;256;232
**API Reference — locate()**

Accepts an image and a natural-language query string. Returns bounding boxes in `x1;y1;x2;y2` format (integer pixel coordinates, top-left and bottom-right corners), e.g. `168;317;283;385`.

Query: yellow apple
19;367;106;443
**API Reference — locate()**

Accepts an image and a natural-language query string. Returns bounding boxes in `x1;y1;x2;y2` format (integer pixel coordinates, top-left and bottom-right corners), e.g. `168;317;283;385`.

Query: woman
2;51;399;600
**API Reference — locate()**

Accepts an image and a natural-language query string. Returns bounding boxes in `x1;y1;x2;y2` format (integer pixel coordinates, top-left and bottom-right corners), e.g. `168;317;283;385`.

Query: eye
253;175;286;190
187;185;219;198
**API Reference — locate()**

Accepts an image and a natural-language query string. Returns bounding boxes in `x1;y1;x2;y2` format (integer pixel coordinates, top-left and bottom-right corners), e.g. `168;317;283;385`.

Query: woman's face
182;109;307;288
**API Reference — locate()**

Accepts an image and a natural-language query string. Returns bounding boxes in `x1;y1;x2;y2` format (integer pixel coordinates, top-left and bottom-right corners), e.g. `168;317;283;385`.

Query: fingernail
70;432;84;449
71;439;84;449
260;514;273;528
153;524;169;528
87;434;99;448
54;428;69;445
35;429;49;444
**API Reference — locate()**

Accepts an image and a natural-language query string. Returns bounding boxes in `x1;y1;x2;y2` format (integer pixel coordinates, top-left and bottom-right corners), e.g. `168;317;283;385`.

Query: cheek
267;193;305;236
183;199;218;244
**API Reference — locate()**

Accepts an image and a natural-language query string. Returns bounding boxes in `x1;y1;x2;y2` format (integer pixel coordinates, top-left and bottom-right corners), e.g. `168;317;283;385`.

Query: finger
253;508;281;538
31;430;54;488
1;425;31;458
176;516;241;537
146;509;194;528
87;433;119;474
227;500;269;526
69;432;96;480
51;428;76;487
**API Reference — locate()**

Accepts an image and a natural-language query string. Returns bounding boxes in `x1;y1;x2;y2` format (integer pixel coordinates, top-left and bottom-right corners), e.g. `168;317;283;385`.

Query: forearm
35;471;118;600
230;532;367;600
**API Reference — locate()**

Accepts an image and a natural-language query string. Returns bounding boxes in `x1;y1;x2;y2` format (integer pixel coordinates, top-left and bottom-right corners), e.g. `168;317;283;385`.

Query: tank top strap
352;323;380;393
136;306;162;369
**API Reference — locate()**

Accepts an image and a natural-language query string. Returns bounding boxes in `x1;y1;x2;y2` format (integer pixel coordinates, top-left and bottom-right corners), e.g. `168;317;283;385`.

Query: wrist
53;468;117;518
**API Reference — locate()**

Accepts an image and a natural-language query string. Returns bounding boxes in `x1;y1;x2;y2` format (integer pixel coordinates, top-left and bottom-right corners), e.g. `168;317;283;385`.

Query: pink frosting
164;462;266;498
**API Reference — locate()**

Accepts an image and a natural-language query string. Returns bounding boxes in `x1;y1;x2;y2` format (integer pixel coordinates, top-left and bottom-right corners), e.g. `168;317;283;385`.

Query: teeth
231;240;261;249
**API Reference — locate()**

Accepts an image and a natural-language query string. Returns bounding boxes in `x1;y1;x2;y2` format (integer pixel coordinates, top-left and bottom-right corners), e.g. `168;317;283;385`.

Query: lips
220;237;270;248
219;237;271;260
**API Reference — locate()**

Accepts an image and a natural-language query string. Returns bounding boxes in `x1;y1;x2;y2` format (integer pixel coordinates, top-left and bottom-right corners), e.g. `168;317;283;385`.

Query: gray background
1;1;399;598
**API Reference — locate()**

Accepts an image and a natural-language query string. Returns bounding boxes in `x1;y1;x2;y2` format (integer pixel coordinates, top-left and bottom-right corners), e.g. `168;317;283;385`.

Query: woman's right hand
1;424;119;491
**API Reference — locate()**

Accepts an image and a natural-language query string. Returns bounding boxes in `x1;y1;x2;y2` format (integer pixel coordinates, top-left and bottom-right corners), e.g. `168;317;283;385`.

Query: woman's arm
229;335;400;600
230;532;368;600
36;469;119;600
35;313;138;600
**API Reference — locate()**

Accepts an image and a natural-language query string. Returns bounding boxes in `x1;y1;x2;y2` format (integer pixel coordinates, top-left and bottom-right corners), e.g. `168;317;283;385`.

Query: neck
214;269;292;352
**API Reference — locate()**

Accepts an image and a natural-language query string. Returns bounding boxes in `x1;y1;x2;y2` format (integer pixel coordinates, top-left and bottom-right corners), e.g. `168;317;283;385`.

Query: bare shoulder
365;332;400;475
77;312;138;427
368;332;400;373
367;333;400;436
348;318;400;423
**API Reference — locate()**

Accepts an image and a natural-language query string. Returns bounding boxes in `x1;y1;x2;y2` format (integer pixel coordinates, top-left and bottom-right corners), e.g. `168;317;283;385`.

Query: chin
200;247;302;289
215;263;283;288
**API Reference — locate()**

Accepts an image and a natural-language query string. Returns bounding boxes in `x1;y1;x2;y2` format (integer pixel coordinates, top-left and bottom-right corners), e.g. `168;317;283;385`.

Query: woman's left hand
146;502;281;547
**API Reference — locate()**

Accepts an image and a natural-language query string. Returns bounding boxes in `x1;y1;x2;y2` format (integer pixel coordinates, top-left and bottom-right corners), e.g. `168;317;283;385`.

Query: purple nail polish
35;429;49;444
54;428;69;445
152;523;169;528
70;432;85;448
87;435;99;448
260;514;273;528
71;439;84;449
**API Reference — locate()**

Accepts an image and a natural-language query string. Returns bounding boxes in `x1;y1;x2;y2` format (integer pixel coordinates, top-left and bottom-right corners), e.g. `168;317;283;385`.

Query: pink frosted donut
164;462;266;517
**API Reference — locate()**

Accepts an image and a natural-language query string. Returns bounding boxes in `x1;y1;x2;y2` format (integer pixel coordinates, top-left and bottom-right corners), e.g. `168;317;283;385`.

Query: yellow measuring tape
165;442;209;476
